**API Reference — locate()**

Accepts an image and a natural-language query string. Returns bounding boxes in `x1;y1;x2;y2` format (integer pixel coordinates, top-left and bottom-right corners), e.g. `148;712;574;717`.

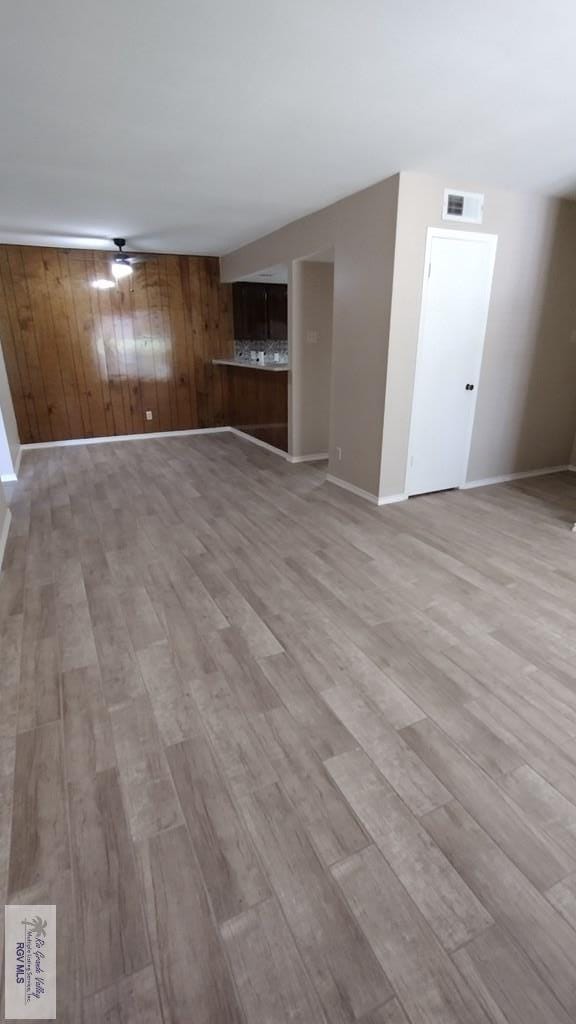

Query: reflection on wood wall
0;245;234;442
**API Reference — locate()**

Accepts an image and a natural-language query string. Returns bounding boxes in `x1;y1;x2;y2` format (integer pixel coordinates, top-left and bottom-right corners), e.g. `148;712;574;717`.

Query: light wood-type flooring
2;433;576;1023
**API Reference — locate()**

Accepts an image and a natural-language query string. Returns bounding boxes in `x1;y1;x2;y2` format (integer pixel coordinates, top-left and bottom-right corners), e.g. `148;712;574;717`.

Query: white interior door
407;229;497;496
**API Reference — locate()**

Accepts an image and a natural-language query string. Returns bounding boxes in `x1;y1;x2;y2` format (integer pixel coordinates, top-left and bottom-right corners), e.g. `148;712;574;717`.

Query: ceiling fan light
92;278;115;290
111;260;133;280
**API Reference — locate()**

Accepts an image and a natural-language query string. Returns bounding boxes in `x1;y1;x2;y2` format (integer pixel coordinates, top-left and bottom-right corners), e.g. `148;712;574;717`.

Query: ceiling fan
110;237;134;280
92;237;151;289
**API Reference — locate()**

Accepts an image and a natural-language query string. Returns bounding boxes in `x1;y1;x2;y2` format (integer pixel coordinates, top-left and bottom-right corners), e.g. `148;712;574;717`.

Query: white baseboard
286;452;329;464
231;437;396;508
229;428;289;460
378;491;409;506
326;473;408;506
232;433;328;466
15;426;406;510
21;427;230;451
461;464;571;489
325;474;379;505
229;431;392;513
21;424;292;463
0;507;11;571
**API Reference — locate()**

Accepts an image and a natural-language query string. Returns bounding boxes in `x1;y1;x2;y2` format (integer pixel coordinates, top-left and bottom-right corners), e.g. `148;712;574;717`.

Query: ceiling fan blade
62;246;161;262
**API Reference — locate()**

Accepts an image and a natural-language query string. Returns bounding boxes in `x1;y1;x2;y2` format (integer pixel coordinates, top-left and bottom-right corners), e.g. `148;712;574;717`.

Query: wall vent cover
442;189;484;224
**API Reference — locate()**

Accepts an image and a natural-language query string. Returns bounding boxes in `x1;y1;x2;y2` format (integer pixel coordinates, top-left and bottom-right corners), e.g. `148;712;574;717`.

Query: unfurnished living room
2;3;576;1023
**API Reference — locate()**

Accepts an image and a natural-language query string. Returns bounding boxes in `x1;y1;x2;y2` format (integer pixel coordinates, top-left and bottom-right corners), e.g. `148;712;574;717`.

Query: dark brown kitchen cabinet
232;283;287;340
233;283;268;340
232;284;245;340
266;284;288;340
232;284;248;339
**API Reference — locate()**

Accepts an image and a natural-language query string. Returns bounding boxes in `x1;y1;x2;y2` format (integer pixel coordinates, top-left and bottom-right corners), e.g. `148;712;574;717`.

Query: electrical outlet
306;329;319;345
145;410;153;421
336;446;342;461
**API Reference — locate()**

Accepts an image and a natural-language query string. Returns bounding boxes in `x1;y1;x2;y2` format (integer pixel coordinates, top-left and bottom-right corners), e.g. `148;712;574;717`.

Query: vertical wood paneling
0;245;234;442
156;258;179;431
102;253;137;436
94;262;128;437
128;260;157;434
37;249;78;434
163;257;194;428
81;254;117;437
226;365;289;452
115;272;145;435
62;251;98;438
50;250;91;438
195;258;213;427
207;257;229;426
143;261;170;432
25;248;72;440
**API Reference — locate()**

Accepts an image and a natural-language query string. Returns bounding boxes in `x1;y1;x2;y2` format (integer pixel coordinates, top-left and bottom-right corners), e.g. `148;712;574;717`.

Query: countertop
212;358;289;372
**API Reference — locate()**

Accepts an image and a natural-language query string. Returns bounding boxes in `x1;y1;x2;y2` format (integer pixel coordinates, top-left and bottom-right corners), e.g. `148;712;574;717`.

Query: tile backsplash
234;339;288;364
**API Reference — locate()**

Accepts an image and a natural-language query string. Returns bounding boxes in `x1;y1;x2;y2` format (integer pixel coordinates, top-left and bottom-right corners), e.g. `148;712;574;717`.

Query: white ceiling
2;1;576;256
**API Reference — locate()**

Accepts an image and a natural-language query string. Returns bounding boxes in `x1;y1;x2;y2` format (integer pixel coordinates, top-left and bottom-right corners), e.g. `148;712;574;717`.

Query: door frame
405;227;498;496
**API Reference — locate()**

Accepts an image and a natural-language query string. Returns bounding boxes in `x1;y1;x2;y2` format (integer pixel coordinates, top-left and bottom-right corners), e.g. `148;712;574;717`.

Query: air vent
442;189;484;224
446;194;464;217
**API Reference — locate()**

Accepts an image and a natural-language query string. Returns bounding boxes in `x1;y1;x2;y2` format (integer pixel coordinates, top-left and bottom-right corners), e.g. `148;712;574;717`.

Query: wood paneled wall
0;245;234;442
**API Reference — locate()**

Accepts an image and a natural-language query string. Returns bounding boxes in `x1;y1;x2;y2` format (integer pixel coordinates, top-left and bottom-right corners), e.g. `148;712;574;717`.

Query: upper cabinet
266;285;288;340
233;283;287;341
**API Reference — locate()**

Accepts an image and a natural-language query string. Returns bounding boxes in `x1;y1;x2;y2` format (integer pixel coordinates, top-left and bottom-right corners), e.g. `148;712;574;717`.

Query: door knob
465;384;475;391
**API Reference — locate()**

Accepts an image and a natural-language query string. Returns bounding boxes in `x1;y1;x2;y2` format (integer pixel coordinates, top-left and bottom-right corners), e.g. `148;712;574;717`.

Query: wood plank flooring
2;433;576;1023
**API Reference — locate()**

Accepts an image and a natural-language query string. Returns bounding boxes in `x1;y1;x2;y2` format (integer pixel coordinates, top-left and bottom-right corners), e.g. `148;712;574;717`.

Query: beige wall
224;169;576;500
222;175;399;496
291;260;334;457
380;172;576;497
0;338;20;478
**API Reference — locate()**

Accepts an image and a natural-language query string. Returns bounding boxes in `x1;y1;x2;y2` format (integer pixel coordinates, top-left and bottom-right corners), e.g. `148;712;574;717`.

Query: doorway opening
226;264;289;452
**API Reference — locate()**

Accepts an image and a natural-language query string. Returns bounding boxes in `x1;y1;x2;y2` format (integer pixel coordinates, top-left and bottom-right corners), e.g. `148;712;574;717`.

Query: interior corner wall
221;174;399;497
0;476;9;571
291;260;333;458
0;337;20;477
379;172;576;498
